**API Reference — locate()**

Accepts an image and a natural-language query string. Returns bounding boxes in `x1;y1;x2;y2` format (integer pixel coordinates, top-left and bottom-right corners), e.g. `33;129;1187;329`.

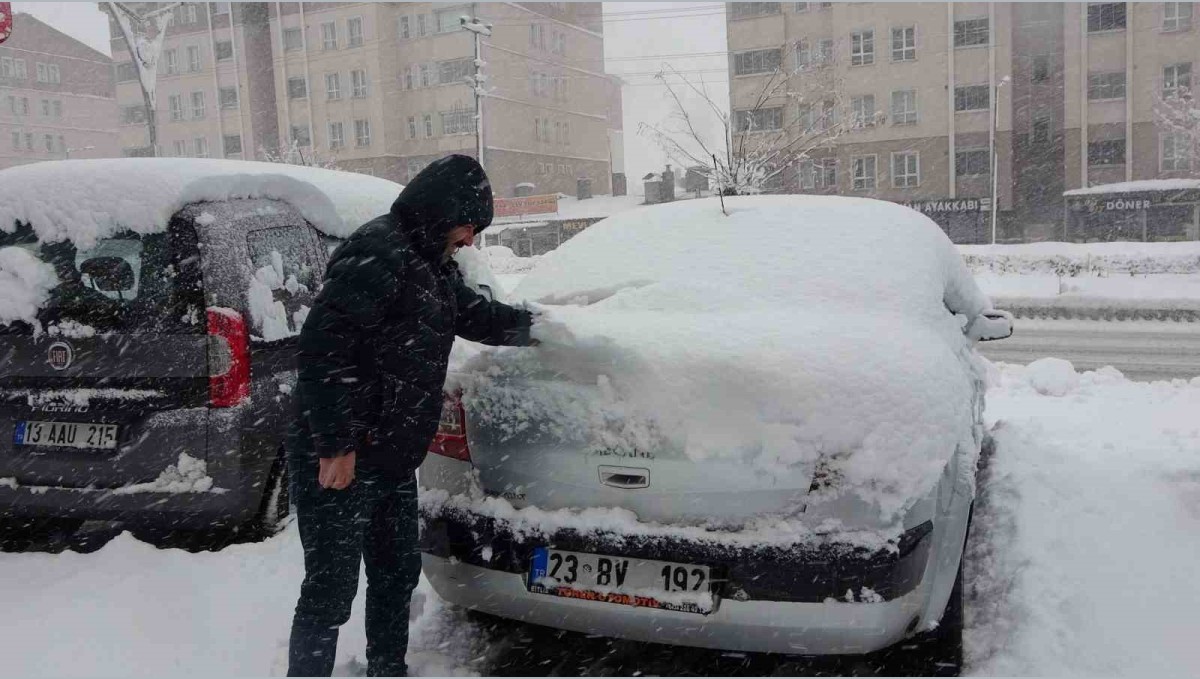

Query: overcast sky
12;1;728;184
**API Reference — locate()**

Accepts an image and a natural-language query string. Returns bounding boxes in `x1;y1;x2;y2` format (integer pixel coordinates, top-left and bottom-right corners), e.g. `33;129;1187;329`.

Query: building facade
726;2;1200;242
0;13;119;170
267;1;623;195
108;2;279;161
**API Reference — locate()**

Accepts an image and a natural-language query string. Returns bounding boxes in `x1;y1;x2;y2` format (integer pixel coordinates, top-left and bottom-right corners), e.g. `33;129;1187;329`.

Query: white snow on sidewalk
965;360;1200;676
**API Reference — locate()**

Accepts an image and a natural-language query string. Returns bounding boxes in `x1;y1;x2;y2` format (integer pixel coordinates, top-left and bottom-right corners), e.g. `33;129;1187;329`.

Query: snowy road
977;319;1200;381
1;361;1198;676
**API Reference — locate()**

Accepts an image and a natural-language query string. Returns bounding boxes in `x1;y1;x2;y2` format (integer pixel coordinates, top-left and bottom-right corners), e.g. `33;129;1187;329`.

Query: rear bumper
0;482;256;528
419;505;937;655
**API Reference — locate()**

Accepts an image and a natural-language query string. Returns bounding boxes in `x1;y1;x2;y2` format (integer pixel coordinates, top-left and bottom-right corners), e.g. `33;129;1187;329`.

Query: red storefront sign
0;4;14;45
494;194;559;219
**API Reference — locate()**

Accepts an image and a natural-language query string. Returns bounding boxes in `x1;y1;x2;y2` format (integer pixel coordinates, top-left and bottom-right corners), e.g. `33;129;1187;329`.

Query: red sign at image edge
0;3;12;45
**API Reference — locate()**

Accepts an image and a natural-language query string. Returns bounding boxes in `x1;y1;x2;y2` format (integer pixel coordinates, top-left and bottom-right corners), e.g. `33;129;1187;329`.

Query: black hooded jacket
292;154;533;479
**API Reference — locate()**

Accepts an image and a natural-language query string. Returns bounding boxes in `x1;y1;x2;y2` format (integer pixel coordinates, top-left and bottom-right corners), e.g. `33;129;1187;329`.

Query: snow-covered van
0;158;401;542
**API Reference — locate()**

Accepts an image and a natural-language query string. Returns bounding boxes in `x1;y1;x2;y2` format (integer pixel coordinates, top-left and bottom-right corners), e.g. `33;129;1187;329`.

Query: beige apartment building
109;2;279;160
268;2;624;195
0;13;119;170
727;2;1200;242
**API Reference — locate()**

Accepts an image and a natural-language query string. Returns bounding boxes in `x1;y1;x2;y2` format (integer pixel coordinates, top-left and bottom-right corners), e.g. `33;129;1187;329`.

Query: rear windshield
0;223;204;334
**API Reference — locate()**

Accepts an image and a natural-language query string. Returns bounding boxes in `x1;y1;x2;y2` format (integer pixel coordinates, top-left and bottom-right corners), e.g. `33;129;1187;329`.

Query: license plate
13;420;119;450
528;547;716;615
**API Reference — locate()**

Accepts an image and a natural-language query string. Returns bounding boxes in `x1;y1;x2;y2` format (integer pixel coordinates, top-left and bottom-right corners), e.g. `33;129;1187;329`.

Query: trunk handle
598;465;650;490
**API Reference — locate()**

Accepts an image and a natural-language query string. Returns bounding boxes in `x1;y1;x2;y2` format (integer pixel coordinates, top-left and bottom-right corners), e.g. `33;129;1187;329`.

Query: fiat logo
47;341;73;371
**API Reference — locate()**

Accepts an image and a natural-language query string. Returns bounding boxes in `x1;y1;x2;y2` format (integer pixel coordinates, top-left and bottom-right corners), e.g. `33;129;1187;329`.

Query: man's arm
451;275;534;346
297;253;400;458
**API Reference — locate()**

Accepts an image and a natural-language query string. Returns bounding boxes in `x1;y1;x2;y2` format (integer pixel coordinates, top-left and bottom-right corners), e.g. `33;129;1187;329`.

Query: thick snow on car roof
473;196;996;521
0;158;402;248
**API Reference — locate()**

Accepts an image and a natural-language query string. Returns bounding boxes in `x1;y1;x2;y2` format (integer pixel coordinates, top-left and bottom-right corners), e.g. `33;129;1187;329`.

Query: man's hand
318;451;357;490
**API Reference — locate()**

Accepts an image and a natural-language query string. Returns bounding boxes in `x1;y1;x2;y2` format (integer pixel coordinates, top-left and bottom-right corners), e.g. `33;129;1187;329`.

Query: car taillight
207;307;250;408
428;390;471;462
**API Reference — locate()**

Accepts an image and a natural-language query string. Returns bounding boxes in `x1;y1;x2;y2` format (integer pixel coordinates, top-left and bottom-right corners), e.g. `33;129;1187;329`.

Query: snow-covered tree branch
257;140;342;170
1154;86;1200;174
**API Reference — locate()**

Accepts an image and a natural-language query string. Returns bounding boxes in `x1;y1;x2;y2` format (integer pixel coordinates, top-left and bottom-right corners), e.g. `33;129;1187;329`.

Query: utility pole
990;75;1010;244
460;15;492;172
104;2;180;157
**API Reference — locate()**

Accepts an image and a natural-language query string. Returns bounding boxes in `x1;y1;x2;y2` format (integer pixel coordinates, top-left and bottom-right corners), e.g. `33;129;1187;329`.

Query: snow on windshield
0;246;59;327
463;196;996;521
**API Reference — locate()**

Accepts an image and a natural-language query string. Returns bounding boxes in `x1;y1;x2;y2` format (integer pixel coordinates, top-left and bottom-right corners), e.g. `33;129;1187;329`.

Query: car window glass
245;226;319;341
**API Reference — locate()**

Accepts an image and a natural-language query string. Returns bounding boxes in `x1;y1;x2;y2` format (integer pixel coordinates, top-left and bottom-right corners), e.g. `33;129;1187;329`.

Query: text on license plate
528;547;716;615
14;421;119;450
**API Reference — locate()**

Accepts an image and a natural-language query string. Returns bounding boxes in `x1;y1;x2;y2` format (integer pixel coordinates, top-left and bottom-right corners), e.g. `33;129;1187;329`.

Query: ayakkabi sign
899;197;992;213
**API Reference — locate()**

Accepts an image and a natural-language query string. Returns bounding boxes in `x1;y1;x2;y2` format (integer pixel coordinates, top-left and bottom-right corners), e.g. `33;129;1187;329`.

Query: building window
10;132;19;151
556;32;566;55
1161;132;1193;171
49;64;60;84
1087;71;1126;100
1163;2;1193;31
955;148;990;176
223;134;242;156
0;57;12;78
1032;55;1051;82
187;45;201;72
190;91;205;119
1088;138;1125;166
219;86;239;109
35;62;48;83
417;14;427;37
40;99;50;117
162;49;178;76
954;18;990;47
23;133;33;150
529;24;543;49
53;100;62;119
850;94;876;127
850;30;874;66
291;125;311;147
851;155;877;190
212;2;231;15
13;59;26;80
168;94;184;121
891;26;916;61
173;139;189;157
954;85;989;112
194;137;209;158
325;72;341;100
348;17;364;46
329;121;345;149
121;105;147;125
735;107;783;132
321;22;337;50
215;40;233;61
57;136;65;153
351;69;369;97
354;119;371;147
730;2;781;19
814;39;834;65
116;62;137;82
8;95;29;116
1087;3;1126;32
435;7;461;33
794;39;811;69
441;107;474;135
288;76;307;99
438;58;472;85
891;151;920;188
407;116;417;139
423;113;433;137
283;27;303;52
795;2;809;12
554;121;562;144
1163;63;1192;98
798;158;837;189
420;63;433;87
399;15;411;39
734;48;782;76
1031;112;1052;144
891;89;917;125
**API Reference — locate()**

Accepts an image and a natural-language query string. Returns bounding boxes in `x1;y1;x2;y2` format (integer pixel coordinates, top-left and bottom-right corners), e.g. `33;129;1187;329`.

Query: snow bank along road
976;319;1200;382
1;359;1198;676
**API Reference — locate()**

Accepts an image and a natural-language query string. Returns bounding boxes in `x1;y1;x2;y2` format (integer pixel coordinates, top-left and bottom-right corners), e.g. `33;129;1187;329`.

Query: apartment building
268;2;624;195
0;13;118;170
108;2;278;160
727;2;1200;242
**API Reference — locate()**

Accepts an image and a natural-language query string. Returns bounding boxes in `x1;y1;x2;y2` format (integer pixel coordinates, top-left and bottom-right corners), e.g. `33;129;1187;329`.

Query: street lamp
460;15;492;172
990;75;1011;245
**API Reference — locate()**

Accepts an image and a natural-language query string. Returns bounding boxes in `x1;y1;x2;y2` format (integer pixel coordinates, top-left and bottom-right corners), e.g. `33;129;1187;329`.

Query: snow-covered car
0;158;401;540
418;195;1012;672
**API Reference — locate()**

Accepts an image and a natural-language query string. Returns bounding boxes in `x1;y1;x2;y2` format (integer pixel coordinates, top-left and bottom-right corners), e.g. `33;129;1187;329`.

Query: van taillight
428;390;471;462
207;307;250;408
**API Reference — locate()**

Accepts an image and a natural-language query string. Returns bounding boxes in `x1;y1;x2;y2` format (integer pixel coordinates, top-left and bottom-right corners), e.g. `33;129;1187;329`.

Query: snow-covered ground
2;359;1198;676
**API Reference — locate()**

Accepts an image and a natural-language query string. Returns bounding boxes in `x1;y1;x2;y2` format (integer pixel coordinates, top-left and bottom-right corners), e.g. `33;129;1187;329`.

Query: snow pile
47;320;97;338
463;196;995;520
109;453;216;495
960;241;1200;276
481;245;541;275
20;389;164;408
966;363;1200;675
1063;178;1200;195
0;246;58;327
0;158;402;248
1022;357;1081;396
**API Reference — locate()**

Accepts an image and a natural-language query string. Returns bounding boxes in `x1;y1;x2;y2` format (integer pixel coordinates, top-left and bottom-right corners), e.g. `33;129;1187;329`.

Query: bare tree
103;2;181;156
256;140;342;170
1154;86;1200;175
638;51;859;198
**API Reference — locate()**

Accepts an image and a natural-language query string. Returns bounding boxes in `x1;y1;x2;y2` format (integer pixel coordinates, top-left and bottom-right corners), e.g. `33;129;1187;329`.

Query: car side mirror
965;310;1013;342
80;256;135;293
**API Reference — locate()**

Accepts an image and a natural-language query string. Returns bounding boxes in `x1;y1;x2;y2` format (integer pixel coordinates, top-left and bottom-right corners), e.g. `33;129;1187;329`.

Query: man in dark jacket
287;154;534;677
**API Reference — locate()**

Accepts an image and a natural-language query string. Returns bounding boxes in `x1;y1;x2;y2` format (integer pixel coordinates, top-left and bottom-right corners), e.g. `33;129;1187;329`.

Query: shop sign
899;197;992;213
495;194;558;218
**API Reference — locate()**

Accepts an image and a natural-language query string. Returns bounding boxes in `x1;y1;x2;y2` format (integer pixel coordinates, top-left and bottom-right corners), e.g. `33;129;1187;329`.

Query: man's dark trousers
287;449;421;677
